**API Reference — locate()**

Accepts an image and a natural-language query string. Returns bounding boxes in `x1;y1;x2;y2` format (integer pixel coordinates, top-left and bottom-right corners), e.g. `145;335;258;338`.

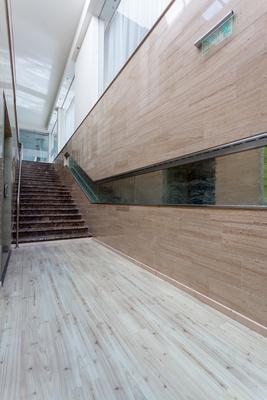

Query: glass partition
67;145;267;207
21;130;49;162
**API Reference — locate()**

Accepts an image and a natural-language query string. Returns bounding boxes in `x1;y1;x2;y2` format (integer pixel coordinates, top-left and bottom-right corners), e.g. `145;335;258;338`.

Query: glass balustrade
66;144;267;207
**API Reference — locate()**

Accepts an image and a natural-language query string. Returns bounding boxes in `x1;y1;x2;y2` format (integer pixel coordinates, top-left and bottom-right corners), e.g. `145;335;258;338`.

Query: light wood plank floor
0;238;266;400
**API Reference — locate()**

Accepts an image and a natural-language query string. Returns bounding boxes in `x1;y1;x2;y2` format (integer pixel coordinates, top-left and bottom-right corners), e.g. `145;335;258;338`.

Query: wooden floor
0;239;267;400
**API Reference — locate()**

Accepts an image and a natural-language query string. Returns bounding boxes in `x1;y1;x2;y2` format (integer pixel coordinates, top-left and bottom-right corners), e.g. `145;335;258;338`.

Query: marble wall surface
56;0;267;333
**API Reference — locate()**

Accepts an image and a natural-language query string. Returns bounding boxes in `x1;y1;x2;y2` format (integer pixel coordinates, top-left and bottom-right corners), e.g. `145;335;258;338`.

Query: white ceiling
12;0;86;132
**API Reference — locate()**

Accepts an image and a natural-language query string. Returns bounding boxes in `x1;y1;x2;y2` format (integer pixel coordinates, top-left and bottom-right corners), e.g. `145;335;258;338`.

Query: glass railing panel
66;143;267;207
68;158;98;203
134;171;164;205
162;159;216;205
98;177;135;204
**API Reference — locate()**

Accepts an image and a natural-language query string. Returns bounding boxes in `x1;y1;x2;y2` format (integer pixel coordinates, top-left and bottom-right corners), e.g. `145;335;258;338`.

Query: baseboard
0;249;11;286
93;238;267;338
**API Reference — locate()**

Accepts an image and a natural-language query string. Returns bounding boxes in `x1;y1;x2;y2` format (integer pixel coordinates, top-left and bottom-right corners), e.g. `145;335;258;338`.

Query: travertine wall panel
56;0;267;332
58;0;267;181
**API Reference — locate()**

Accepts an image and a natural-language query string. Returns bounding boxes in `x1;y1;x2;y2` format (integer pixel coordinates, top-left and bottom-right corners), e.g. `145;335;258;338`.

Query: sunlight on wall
166;0;192;26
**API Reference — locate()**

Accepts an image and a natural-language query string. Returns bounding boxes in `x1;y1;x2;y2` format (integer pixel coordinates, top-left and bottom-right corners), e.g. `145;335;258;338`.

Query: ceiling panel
12;0;86;132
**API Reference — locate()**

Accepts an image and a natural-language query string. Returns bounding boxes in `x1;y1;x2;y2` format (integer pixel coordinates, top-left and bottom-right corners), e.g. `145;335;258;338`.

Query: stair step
21;171;59;175
15;198;74;204
13;225;89;236
14;220;86;229
12;231;91;244
19;208;79;214
21;180;62;185
21;171;56;174
22;160;53;165
21;174;60;182
19;191;70;197
20;173;56;177
21;174;60;181
14;189;70;195
21;174;60;178
13;214;82;222
17;195;72;201
18;203;75;209
14;196;69;203
20;182;66;187
19;185;67;190
21;170;58;174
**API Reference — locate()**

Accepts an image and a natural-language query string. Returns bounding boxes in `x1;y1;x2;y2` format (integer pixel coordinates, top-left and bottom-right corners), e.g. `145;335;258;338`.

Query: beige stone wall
55;0;267;332
58;0;267;181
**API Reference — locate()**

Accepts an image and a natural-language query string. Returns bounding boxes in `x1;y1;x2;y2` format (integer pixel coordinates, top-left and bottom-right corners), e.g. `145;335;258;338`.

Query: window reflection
103;0;171;89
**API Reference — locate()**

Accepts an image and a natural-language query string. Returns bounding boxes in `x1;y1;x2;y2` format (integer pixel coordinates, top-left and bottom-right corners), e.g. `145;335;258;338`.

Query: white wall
74;16;104;129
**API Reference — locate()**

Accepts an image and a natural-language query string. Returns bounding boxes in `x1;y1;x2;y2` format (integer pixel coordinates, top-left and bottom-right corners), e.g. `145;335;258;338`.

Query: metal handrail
16;143;23;248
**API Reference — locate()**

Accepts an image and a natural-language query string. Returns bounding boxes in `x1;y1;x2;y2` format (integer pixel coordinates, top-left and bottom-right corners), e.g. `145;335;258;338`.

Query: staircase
12;161;91;244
